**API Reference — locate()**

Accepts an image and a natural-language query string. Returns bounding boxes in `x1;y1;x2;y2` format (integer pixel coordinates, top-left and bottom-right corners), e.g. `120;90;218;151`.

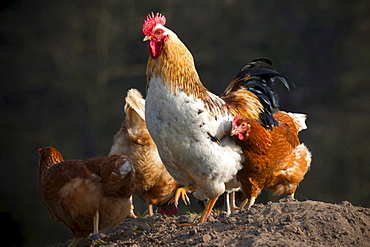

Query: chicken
231;111;311;209
109;88;189;217
38;147;135;247
142;13;294;225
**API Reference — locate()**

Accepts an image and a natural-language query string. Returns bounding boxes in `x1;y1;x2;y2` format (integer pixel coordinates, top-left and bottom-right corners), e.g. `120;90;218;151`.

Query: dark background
1;0;369;245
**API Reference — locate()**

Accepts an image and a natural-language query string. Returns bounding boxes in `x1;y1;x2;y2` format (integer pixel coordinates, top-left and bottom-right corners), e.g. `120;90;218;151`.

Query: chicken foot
178;197;219;227
171;185;198;207
239;196;256;210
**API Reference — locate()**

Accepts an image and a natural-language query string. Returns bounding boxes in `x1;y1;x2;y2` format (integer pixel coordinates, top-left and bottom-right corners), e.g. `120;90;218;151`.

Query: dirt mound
59;200;370;247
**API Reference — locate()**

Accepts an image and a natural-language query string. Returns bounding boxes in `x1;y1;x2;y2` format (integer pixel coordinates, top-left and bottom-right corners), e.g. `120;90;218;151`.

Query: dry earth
58;199;370;247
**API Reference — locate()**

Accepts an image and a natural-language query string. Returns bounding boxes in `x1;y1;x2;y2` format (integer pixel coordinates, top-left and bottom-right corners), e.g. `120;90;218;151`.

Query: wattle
238;132;245;140
149;40;163;58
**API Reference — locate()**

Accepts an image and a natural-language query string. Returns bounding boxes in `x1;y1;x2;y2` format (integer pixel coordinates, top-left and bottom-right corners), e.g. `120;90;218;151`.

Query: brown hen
38;147;135;247
231;111;311;209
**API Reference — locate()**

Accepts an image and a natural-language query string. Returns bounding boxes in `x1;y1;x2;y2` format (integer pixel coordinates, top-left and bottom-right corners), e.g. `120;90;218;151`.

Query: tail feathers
234;58;295;110
223;57;295;128
287;112;308;132
100;155;135;198
272;144;312;196
246;80;279;110
125;88;146;121
238;57;295;90
260;112;278;127
109;88;147;157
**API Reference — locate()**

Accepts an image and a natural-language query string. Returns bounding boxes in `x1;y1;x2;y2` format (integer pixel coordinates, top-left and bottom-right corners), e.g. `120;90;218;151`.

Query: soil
58;199;370;247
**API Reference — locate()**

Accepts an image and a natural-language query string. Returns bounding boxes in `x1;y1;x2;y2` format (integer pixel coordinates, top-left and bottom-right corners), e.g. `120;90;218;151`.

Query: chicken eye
155;30;162;35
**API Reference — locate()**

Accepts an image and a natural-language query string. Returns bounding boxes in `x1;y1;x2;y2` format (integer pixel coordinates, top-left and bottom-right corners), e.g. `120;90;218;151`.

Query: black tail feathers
234;57;295;128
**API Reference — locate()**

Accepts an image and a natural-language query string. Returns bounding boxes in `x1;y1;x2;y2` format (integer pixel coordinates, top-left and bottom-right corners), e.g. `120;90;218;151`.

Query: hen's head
231;115;252;141
38;147;64;162
142;12;168;58
38;147;64;176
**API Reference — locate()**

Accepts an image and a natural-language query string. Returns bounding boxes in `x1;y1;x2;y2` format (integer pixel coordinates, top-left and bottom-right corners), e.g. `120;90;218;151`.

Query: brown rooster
141;13;295;225
38;147;135;247
231;111;311;209
109;88;190;217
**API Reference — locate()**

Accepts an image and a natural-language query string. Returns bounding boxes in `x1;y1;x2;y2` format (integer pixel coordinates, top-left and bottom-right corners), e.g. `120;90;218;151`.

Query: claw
181;191;191;205
91;237;108;246
171;185;198;207
239;196;256;210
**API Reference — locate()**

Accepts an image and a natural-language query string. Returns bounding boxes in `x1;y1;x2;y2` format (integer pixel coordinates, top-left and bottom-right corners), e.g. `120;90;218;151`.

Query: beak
143;35;152;42
230;128;238;137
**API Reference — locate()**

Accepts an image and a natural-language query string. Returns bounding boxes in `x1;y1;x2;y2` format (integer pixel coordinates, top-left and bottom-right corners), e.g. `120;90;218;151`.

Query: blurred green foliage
0;0;369;245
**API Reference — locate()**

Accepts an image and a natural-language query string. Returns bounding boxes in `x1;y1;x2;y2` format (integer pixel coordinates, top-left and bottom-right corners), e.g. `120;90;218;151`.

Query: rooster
38;147;135;247
109;88;189;217
231;111;311;209
142;13;295;225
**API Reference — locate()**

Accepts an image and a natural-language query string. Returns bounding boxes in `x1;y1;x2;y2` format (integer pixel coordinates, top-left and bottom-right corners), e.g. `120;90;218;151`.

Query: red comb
232;114;241;127
142;12;166;36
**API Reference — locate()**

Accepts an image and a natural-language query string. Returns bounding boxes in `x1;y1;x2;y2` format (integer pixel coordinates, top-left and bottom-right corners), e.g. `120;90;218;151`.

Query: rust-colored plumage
231;111;311;209
38;147;135;247
109;89;182;216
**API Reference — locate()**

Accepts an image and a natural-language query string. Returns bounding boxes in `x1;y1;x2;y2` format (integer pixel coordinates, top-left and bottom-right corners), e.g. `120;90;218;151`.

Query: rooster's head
142;12;168;58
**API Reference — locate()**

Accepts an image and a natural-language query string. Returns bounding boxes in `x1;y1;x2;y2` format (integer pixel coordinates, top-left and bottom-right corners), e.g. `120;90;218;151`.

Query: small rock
285;215;293;222
207;215;215;222
157;225;166;232
210;232;218;239
189;228;197;235
136;223;150;231
340;201;352;207
220;217;229;223
202;234;212;242
219;211;229;218
246;215;254;224
228;216;237;223
151;214;162;220
177;215;197;224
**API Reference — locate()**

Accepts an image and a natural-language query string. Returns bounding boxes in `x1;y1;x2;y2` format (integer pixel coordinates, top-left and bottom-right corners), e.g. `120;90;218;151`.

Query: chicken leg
147;203;154;216
92;210;99;238
128;196;137;218
91;210;107;245
225;191;240;214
